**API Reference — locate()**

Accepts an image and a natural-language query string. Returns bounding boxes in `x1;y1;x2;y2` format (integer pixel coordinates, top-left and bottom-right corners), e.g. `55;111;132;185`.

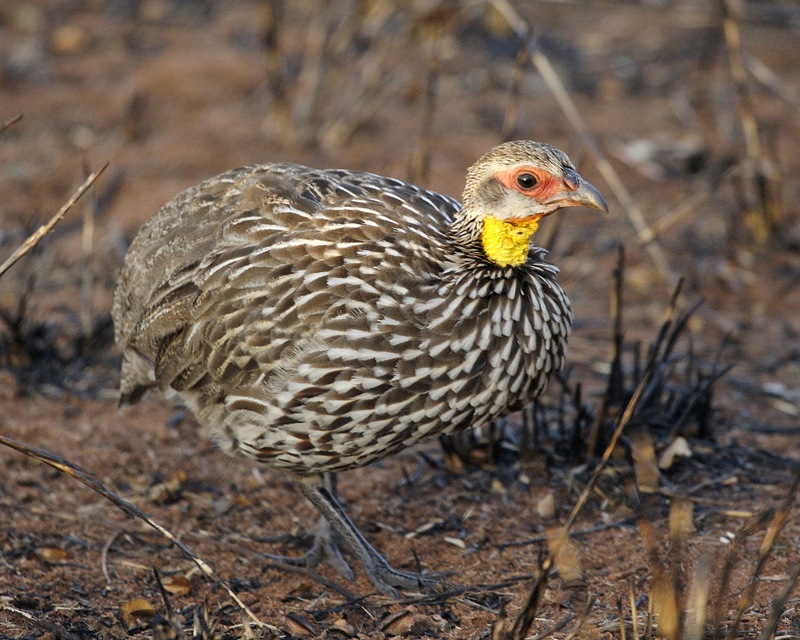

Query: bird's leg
263;473;355;581
296;473;445;597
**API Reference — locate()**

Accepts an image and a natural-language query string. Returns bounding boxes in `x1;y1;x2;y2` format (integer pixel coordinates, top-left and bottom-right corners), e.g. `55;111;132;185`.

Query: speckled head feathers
463;141;573;202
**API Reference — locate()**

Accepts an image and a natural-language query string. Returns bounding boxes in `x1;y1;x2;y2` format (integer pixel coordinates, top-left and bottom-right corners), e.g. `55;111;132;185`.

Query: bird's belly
208;330;562;475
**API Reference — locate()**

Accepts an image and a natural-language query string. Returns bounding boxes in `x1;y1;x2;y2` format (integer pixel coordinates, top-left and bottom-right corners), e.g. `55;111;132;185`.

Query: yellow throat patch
481;215;539;267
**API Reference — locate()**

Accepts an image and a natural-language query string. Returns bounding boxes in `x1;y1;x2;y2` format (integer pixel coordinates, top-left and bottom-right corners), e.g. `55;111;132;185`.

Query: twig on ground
0;163;108;280
0;434;275;632
2;591;86;639
100;530;121;586
263;557;357;600
497;518;636;550
529;607;581;640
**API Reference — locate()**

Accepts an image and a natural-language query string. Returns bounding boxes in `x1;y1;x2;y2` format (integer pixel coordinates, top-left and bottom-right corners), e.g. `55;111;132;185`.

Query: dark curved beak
550;169;609;214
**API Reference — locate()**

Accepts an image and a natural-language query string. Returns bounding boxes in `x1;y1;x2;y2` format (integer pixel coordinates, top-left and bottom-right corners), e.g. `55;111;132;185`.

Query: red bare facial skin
493;166;566;223
494;165;609;219
494;166;563;198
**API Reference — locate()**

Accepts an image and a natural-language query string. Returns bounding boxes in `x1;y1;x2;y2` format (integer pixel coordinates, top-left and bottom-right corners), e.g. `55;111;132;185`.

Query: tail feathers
118;349;156;407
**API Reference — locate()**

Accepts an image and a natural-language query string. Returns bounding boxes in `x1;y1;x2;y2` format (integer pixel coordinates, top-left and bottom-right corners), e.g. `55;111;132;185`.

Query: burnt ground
0;1;799;638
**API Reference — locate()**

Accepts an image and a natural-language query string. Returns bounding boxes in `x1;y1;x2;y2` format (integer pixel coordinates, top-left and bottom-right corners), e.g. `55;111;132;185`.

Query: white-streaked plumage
112;140;607;595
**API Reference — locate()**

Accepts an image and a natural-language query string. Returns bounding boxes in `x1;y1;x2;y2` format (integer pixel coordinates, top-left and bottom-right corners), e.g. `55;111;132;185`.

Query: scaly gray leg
295;473;445;597
263;474;354;581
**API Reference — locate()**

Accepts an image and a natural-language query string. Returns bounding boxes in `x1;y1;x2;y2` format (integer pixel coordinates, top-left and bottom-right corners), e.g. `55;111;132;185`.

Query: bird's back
113;164;460;348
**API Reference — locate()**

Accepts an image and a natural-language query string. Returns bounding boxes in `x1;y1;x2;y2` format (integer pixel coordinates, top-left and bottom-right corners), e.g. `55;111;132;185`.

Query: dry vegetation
0;0;799;638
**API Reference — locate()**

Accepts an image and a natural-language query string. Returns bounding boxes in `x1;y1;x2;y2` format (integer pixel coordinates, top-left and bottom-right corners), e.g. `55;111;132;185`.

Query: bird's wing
112;164;459;401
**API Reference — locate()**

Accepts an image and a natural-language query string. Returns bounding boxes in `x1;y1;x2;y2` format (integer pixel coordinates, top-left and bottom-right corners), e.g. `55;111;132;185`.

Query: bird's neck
450;207;539;268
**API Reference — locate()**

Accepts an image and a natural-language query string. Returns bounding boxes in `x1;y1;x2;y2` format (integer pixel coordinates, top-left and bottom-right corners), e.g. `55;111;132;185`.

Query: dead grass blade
728;465;800;637
758;557;800;640
0;114;23;134
629;580;639;640
260;0;293;144
496;337;656;638
501;39;530;142
491;555;548;640
685;554;712;640
635;165;741;248
488;0;674;283
547;526;584;587
408;8;447;186
631;431;659;494
644;496;694;640
718;0;781;242
291;2;335;144
0;163;108;280
565;367;652;534
651;570;679;640
710;508;774;638
0;433;275;632
80;160;97;339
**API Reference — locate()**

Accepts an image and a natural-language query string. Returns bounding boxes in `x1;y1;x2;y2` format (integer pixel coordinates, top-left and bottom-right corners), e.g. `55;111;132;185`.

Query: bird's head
460;141;608;268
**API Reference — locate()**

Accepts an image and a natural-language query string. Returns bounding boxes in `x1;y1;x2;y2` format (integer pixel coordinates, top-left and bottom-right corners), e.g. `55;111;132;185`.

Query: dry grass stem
686;554;711;640
759;559;800;640
501;39;530;142
291;3;334;143
492;559;548;640
635;165;740;248
0;114;23;134
729;466;800;636
0;163;108;280
408;19;442;186
319;50;397;151
564;368;652;533
743;51;800;106
719;0;781;241
711;508;774;637
100;530;121;586
629;580;639;640
80;162;96;339
488;0;674;282
0;434;274;632
260;0;293;143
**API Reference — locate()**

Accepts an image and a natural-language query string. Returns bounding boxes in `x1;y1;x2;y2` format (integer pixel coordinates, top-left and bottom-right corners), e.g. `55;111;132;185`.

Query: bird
112;140;608;596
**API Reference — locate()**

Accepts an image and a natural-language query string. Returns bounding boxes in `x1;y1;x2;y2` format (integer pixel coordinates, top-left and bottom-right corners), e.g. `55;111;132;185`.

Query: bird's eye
516;173;537;190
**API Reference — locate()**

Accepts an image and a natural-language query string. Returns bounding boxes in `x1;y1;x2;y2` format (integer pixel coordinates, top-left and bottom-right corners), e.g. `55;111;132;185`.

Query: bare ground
0;1;799;638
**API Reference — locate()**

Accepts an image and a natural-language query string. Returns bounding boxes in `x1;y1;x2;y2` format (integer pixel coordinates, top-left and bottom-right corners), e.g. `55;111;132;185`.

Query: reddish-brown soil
0;1;799;638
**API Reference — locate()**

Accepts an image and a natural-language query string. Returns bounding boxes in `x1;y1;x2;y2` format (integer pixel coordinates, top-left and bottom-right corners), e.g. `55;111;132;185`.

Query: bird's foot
362;554;453;598
294;474;457;598
263;516;356;582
